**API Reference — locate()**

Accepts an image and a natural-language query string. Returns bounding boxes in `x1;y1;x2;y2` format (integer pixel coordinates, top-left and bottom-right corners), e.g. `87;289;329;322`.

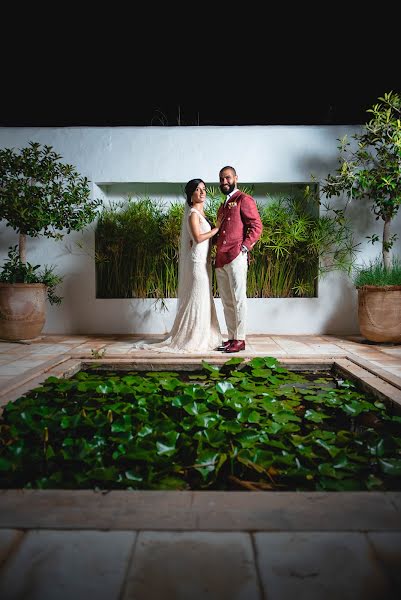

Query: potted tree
0;141;101;340
320;91;401;342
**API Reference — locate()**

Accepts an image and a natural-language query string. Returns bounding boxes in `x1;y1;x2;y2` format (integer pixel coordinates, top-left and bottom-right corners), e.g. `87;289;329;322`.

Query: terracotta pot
357;285;401;343
0;283;47;341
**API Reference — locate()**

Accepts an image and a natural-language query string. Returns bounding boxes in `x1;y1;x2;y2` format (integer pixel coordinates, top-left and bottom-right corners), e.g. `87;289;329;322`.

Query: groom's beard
219;182;236;196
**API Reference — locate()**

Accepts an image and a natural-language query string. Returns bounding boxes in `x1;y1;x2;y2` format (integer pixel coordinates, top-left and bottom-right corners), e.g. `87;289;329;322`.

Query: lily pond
1;356;400;491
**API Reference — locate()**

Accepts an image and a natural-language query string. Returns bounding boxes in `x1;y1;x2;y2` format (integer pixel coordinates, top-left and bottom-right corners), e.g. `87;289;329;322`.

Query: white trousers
215;252;248;341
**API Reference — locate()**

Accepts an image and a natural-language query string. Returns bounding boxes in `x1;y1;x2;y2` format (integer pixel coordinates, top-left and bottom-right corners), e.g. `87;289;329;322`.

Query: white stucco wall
1;126;400;336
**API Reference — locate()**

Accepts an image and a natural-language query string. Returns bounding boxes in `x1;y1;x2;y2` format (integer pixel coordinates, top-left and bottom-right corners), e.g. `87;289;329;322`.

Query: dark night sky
2;83;397;127
1;25;399;128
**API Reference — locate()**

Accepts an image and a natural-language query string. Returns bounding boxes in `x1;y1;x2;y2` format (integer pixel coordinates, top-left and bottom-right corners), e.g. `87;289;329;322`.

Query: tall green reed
95;187;358;299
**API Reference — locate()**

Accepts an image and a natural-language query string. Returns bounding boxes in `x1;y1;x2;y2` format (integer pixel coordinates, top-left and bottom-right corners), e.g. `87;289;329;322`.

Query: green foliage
0;141;102;303
253;188;358;297
320;91;401;270
1;356;400;491
0;246;63;304
96;186;358;299
0;141;101;240
95;196;182;298
354;256;401;287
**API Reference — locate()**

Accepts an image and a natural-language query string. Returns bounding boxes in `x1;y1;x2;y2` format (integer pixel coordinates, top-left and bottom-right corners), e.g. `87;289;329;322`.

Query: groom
215;166;263;353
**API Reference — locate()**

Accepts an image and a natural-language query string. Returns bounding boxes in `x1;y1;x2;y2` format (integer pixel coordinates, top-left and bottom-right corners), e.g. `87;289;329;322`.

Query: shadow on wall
43;229;96;334
0;226;18;258
39;225;177;336
246;272;359;336
321;272;359;335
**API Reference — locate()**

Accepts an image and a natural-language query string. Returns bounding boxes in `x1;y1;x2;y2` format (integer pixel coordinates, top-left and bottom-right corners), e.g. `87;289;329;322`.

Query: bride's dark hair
184;178;205;206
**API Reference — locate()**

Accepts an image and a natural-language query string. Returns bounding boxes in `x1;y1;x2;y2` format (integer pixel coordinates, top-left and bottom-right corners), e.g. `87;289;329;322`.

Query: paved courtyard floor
0;334;400;599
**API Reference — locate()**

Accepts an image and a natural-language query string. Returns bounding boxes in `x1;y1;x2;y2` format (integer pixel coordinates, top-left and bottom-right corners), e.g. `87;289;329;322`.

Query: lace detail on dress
132;206;221;353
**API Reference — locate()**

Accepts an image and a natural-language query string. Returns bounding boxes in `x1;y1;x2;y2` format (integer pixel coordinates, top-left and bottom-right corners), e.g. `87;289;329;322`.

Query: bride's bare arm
189;212;220;243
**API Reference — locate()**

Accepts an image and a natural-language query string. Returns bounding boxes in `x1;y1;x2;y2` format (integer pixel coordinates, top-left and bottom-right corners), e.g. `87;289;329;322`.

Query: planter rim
356;285;401;292
0;282;47;289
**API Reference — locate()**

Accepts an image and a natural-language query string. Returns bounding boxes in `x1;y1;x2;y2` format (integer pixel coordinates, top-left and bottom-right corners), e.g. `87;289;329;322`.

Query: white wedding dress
131;206;221;353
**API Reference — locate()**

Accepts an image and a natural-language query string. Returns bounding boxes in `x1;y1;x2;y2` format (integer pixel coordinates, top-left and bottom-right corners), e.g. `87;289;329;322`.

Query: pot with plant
320;91;401;343
0;141;101;341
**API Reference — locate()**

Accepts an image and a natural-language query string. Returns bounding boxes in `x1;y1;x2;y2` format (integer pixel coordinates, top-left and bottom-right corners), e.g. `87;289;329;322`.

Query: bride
132;178;222;353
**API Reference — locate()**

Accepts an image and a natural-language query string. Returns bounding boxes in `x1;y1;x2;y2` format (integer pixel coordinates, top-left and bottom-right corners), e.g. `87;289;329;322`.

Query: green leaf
317;477;363;491
87;467;119;481
235;431;261;448
201;430;226;447
216;381;235;394
124;470;143;482
195;413;220;428
160;378;182;391
304;409;330;423
219;420;242;433
251;368;272;378
96;384;112;394
318;463;341;478
272;411;301;424
183;402;206;416
378;458;401;476
111;415;132;432
365;474;385;490
311;434;339;458
368;438;385;457
137;425;153;437
342;401;368;416
45;445;55;459
247;410;261;423
153;476;188;490
194;449;220;480
156;431;179;456
201;361;220;373
223;357;244;366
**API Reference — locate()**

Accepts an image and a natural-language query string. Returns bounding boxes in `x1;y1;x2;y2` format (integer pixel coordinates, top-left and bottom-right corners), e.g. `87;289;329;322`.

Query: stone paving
0;334;401;598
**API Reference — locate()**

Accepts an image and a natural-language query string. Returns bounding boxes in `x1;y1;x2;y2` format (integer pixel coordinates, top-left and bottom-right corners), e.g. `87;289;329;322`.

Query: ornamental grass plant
354;256;401;287
95;186;357;299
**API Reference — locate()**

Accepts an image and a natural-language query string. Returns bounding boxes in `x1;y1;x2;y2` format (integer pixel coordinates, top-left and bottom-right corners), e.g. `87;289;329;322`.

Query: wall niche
94;181;346;300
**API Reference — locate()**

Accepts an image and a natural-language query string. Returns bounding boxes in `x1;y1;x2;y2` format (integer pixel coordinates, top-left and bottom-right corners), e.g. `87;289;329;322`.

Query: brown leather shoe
216;339;234;351
225;340;245;353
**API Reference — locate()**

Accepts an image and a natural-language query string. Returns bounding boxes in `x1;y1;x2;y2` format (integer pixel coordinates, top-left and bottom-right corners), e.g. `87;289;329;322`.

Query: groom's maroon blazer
215;191;263;268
